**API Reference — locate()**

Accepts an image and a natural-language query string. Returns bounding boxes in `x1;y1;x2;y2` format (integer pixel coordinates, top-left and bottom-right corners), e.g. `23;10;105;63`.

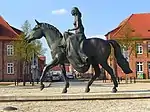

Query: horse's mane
41;23;63;38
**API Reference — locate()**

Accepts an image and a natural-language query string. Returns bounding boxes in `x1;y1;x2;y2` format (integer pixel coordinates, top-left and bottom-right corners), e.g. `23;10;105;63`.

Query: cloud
88;35;106;40
52;9;67;15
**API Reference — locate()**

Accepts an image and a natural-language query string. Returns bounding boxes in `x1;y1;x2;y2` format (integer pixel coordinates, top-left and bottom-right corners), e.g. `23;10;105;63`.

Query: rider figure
63;7;88;64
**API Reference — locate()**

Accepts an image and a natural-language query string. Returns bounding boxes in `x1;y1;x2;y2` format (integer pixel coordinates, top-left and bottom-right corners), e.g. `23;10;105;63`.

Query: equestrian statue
26;7;132;93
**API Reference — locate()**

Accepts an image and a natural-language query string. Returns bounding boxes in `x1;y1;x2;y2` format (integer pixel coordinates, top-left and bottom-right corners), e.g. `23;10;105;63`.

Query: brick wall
0;40;23;81
0;41;3;80
110;40;150;79
3;41;17;81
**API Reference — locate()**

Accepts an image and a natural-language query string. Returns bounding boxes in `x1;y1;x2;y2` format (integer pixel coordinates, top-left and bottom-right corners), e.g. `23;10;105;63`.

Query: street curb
1;92;150;102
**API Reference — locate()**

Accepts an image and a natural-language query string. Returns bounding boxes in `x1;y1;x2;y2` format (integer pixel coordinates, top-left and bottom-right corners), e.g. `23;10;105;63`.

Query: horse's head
26;20;44;43
27;20;63;46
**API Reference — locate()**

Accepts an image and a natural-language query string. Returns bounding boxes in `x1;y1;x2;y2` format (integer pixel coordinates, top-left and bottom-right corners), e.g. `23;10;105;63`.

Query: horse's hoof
47;82;52;87
85;88;90;93
112;88;117;93
40;84;45;91
62;88;67;93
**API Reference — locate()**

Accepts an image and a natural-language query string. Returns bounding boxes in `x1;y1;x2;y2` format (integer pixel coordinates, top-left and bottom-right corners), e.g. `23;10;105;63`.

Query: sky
1;0;150;64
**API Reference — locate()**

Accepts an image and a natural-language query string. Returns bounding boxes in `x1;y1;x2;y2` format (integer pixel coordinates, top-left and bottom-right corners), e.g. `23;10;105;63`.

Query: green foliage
113;23;141;57
116;37;140;56
13;20;45;61
21;20;31;35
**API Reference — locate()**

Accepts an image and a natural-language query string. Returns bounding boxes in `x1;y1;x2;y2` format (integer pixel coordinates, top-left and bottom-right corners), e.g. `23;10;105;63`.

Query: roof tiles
0;16;21;39
106;13;150;39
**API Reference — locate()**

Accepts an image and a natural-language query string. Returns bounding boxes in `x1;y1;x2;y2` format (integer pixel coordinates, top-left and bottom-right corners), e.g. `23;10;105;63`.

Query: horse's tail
108;40;133;74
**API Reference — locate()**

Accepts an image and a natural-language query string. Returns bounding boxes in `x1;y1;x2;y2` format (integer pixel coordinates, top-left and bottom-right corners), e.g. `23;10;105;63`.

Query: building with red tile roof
106;13;150;39
0;16;20;38
0;16;23;81
105;13;150;79
0;16;46;82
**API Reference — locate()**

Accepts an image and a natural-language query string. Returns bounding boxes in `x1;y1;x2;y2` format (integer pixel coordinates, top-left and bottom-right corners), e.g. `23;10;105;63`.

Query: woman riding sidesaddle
62;7;88;64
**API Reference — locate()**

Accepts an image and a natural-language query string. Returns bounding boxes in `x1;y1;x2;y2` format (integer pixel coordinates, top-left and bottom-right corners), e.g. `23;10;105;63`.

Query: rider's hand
67;29;71;32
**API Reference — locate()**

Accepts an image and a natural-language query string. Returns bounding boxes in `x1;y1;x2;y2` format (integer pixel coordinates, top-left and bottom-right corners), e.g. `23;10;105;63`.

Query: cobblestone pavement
0;81;150;112
0;99;150;112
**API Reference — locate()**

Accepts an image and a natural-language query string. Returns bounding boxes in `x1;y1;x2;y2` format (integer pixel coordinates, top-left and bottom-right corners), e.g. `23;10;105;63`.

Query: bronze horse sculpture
26;20;132;93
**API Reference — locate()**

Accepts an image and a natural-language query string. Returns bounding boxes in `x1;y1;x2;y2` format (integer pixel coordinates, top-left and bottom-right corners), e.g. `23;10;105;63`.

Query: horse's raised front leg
85;64;100;93
101;62;118;93
59;64;69;93
40;58;59;91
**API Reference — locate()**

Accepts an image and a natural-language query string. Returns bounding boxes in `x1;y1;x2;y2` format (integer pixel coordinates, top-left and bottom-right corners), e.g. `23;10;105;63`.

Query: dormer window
136;43;143;54
148;44;150;53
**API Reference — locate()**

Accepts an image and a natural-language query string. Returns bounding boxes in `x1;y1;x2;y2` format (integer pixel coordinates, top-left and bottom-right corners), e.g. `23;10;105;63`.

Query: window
136;44;143;54
148;44;150;53
7;63;14;74
148;62;150;78
136;62;143;72
122;49;129;62
7;45;14;56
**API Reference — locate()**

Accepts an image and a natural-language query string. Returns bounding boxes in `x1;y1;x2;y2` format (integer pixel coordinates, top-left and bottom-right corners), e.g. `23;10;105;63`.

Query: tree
13;20;45;86
21;20;31;35
111;23;141;83
115;24;140;58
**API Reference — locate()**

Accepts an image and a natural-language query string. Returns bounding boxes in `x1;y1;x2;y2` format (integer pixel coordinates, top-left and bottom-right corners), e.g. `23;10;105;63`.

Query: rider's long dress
65;16;87;65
